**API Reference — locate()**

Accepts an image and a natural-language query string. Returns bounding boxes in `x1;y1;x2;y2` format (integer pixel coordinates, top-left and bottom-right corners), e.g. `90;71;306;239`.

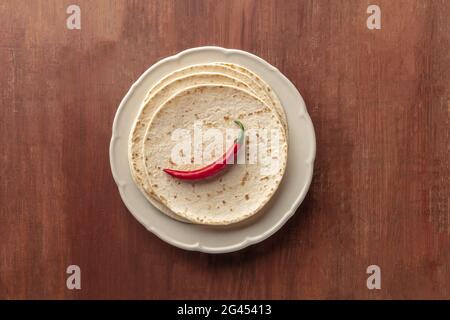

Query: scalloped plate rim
109;46;316;253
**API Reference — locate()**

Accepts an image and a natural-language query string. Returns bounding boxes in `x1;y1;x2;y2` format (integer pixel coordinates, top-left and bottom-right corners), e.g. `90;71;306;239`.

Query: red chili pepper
163;120;245;180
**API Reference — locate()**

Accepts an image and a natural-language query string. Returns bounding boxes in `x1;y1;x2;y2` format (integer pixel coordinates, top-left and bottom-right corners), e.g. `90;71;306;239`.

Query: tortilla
143;85;288;225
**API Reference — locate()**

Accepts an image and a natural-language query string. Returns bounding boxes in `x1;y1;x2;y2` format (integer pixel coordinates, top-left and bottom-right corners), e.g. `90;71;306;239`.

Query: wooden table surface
0;0;448;299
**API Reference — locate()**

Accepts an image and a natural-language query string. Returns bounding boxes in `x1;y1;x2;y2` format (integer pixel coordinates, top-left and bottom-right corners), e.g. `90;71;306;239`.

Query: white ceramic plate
110;46;316;253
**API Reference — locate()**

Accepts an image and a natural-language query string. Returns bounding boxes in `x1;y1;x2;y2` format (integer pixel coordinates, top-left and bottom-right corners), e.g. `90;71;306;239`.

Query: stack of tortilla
128;63;288;225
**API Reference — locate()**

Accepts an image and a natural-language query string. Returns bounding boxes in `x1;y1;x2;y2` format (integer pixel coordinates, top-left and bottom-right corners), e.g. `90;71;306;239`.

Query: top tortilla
143;84;288;225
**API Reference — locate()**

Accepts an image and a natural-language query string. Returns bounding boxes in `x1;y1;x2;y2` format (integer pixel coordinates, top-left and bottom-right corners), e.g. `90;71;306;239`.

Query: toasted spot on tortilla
138;81;288;225
240;171;249;186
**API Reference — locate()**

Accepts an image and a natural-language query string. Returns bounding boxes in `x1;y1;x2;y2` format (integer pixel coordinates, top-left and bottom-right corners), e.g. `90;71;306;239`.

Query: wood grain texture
0;0;448;299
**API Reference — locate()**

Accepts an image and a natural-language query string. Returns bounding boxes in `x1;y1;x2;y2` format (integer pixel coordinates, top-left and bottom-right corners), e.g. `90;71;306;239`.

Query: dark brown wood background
0;0;448;299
